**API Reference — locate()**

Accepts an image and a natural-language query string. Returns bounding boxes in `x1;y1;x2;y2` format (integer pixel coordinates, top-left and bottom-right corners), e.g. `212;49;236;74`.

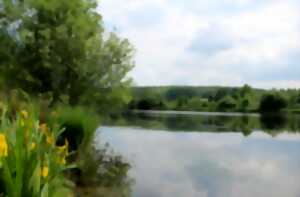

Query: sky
98;0;300;89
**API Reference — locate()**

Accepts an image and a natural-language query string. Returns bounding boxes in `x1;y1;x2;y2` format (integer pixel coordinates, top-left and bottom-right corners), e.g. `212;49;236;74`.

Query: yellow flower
46;134;54;145
0;134;8;157
21;110;28;119
57;139;69;165
57;157;66;165
30;142;36;151
40;123;54;145
41;166;49;178
58;139;69;154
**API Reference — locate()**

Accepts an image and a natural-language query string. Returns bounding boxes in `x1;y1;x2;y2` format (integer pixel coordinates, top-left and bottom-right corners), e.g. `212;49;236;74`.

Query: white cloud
98;0;300;88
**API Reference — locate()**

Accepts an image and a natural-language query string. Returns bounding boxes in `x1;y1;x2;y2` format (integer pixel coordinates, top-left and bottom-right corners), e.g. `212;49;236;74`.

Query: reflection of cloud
96;127;300;197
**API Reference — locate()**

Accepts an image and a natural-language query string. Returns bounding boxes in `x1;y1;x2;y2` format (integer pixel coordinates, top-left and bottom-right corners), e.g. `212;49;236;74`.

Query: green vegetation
0;0;298;196
50;105;100;152
128;85;300;113
0;101;132;196
259;93;288;113
0;104;73;196
0;0;134;196
0;0;134;111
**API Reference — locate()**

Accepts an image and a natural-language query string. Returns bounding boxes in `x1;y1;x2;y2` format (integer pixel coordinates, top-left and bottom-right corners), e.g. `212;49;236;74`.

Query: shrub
217;96;237;111
49;105;101;153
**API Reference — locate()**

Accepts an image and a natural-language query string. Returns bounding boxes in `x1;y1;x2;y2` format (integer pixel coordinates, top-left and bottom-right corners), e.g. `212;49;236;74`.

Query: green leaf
29;161;41;195
41;183;49;197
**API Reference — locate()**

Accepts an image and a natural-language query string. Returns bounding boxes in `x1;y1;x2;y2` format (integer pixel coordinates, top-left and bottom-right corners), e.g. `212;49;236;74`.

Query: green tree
217;96;237;111
0;0;134;108
259;93;287;113
237;84;255;111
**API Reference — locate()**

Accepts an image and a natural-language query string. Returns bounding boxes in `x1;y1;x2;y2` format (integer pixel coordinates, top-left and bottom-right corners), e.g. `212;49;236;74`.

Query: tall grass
0;103;74;197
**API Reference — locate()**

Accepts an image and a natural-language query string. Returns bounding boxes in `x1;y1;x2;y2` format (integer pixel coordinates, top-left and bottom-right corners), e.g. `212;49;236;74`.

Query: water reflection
71;144;133;197
105;111;300;136
97;112;300;197
97;127;300;197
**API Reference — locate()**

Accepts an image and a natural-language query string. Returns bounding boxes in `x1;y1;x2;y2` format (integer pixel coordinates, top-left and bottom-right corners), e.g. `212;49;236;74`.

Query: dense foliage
128;85;300;113
0;0;134;110
259;93;288;113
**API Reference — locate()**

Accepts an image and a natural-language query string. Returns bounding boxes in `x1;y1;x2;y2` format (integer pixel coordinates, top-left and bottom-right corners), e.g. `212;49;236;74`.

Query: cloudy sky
98;0;300;88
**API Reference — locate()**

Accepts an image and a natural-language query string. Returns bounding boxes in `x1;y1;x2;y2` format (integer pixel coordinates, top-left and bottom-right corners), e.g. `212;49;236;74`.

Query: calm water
95;111;300;197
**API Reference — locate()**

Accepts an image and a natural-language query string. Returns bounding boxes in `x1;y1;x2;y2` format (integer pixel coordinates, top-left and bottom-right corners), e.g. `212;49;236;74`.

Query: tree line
128;85;300;113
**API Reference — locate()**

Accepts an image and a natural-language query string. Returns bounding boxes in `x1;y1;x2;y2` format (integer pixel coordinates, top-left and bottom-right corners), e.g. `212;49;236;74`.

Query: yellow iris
58;139;69;153
21;110;28;119
40;124;54;145
46;134;54;145
57;139;69;165
58;157;66;165
0;134;8;157
41;166;49;178
30;142;36;151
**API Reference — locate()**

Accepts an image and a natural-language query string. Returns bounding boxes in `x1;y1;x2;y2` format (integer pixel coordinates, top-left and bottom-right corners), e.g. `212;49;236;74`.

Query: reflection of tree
260;114;287;130
105;112;300;136
124;112;261;134
165;115;201;131
285;114;300;133
68;144;133;197
225;115;261;136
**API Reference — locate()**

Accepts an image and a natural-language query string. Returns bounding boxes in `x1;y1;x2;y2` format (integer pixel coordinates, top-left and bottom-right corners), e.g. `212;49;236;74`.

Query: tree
214;88;230;101
136;98;166;110
217;96;236;111
166;87;196;101
259;93;287;113
237;84;254;111
0;0;134;108
240;84;252;97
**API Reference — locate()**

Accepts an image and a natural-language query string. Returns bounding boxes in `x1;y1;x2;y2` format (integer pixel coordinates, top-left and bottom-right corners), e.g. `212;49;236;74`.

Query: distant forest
128;85;300;113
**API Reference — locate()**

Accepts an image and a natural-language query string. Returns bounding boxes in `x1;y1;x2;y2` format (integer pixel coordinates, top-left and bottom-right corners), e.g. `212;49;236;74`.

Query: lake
95;111;300;197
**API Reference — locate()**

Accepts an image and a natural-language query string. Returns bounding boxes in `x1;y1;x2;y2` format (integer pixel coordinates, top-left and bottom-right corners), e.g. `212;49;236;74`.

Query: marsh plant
0;103;74;197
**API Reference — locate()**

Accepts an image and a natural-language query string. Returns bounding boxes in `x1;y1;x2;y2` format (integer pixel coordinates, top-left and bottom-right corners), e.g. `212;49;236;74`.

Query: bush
48;105;101;153
217;96;237;111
